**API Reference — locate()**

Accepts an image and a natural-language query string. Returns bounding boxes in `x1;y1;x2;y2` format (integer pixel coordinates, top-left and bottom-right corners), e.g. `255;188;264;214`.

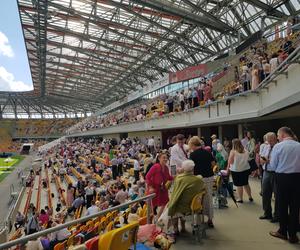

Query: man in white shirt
170;134;189;174
259;132;279;223
85;200;99;216
241;131;249;149
179;91;185;111
133;157;140;183
147;136;156;154
85;183;95;209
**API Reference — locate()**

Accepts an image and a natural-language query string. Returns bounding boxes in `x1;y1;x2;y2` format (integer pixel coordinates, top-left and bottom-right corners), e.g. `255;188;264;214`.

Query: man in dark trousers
269;127;300;244
259;132;279;222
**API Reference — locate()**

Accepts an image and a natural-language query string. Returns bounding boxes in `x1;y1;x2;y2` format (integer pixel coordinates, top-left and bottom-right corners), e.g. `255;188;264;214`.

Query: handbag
248;158;258;172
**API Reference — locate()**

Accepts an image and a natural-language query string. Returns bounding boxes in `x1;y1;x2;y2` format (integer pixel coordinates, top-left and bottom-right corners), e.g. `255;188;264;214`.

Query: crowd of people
66;33;299;135
13;125;300;249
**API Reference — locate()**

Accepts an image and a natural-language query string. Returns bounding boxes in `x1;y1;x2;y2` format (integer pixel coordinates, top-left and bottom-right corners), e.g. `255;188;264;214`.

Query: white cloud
0;31;14;58
0;66;33;92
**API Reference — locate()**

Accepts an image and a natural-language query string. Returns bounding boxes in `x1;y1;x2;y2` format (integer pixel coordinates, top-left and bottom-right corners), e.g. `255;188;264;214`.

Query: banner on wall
169;64;208;83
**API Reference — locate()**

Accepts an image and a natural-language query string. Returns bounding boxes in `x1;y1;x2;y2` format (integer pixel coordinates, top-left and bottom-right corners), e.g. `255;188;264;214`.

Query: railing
0;193;155;250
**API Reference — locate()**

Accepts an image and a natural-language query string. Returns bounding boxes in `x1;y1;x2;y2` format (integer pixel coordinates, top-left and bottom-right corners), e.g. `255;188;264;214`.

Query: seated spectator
14;211;25;230
49;221;71;249
115;184;128;204
168;160;205;234
39;209;49;225
85;200;99;216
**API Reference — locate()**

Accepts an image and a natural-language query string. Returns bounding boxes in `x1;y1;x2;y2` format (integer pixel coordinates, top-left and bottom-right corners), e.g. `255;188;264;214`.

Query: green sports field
0;155;24;182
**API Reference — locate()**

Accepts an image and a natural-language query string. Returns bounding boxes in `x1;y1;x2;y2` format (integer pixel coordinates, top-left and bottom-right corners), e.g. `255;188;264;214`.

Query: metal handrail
0;193;155;249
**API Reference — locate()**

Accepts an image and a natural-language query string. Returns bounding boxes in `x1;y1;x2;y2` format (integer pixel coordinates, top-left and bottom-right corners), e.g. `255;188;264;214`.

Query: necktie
180;145;188;159
265;146;273;171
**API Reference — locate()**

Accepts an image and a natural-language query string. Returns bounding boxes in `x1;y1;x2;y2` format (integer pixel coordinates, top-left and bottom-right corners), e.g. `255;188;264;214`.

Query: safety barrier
0;193;155;249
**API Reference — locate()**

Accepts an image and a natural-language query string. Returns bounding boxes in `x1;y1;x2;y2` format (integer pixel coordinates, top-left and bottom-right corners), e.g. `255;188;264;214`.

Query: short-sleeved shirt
190;148;214;177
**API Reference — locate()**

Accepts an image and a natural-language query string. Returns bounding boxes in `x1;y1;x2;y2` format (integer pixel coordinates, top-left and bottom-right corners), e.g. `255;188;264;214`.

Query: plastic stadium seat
190;191;206;242
54;240;67;250
98;222;139;250
105;221;114;232
67;234;75;247
85;236;99;250
138;216;147;226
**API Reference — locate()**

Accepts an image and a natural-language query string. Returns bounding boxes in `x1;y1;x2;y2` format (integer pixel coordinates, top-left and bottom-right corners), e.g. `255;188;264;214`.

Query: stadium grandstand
0;0;300;250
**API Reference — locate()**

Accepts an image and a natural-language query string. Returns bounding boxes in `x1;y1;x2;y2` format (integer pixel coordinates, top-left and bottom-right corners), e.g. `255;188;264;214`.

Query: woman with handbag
146;152;173;218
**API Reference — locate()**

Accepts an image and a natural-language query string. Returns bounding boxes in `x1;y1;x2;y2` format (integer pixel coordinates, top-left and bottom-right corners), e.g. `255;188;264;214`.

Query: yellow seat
98;220;106;233
54;240;67;250
98;222;139;250
191;191;205;212
190;191;206;242
67;234;75;247
112;210;119;218
79;224;87;232
214;175;222;191
105;221;114;232
139;204;147;217
106;212;113;222
86;220;94;229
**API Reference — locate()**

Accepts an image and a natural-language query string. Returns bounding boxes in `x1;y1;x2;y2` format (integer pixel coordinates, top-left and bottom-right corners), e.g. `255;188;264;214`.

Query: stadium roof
1;0;300;118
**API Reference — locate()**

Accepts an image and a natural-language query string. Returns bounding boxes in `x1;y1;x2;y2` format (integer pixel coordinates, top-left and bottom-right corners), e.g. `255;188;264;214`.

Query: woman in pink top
146;152;173;218
204;82;212;102
39;209;49;225
66;184;75;208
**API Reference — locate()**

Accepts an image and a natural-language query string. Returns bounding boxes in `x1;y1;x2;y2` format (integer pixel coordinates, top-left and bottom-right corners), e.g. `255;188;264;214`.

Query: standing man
148;136;156;155
259;132;279;222
269;127;300;244
133;156;140;184
241;131;249;149
170;134;189;174
111;155;118;180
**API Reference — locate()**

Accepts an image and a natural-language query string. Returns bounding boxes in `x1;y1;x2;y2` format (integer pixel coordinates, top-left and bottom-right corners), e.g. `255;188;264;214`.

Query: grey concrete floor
172;178;299;250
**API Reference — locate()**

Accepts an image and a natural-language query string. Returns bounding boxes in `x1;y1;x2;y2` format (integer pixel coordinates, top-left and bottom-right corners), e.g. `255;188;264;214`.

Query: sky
0;0;33;92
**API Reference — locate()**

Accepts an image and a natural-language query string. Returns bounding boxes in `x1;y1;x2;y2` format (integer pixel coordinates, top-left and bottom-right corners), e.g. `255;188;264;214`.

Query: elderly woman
168;160;205;234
